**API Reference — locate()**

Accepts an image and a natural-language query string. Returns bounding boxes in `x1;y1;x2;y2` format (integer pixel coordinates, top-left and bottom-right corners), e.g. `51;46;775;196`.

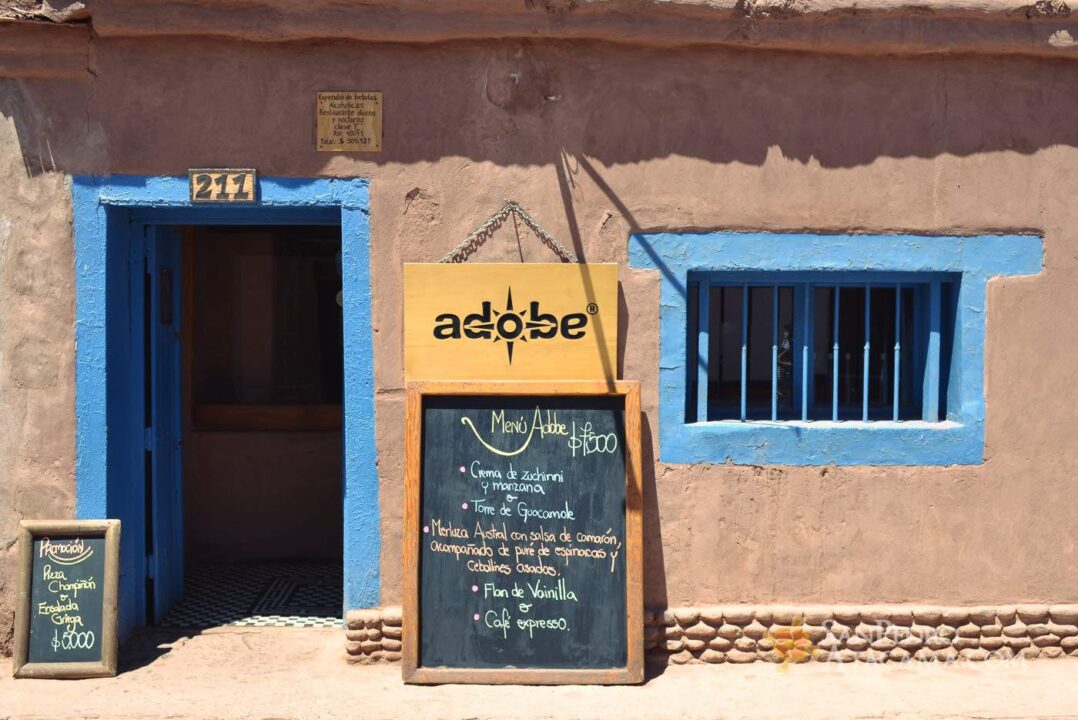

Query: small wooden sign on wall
188;169;257;203
317;92;382;152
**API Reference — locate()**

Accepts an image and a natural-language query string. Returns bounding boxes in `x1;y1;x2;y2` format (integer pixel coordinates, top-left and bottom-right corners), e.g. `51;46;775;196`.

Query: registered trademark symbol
586;303;599;315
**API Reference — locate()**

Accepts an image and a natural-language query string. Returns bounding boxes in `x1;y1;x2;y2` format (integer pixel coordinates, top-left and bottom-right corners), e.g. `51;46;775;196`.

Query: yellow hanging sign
403;263;619;381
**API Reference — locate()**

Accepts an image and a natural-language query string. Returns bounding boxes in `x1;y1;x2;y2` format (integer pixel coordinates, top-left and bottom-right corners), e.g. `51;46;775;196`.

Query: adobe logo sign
404;263;618;381
432;288;596;365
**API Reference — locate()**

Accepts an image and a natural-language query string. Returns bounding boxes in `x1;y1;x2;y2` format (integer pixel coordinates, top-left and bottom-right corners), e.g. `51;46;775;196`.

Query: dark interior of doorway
160;224;344;629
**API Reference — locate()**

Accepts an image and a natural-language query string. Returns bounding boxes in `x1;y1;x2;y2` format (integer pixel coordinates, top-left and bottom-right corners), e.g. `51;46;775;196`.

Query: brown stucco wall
1;28;1078;655
0;109;76;654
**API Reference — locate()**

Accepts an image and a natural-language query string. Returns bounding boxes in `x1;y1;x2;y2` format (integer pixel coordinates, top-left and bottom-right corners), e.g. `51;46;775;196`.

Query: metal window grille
687;274;955;424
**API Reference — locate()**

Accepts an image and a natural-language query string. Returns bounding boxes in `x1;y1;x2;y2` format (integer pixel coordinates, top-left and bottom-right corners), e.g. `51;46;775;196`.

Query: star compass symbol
486;287;529;365
433;286;570;366
467;287;559;365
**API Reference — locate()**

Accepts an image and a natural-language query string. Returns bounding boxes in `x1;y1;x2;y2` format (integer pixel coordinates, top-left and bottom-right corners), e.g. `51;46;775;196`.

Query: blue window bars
687;273;957;424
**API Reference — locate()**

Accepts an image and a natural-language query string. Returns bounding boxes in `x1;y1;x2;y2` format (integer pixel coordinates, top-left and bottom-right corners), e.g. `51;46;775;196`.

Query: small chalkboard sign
14;520;120;679
403;381;643;684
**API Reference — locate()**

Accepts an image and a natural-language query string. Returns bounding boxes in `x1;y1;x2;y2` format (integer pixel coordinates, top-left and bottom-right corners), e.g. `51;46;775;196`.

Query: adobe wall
0;112;76;654
2;34;1078;654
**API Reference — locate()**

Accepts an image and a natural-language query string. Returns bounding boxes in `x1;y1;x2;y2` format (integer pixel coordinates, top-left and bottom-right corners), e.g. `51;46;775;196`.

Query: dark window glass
698;277;953;422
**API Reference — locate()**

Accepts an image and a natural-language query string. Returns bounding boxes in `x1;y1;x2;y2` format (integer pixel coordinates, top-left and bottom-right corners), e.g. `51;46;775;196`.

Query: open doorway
74;176;376;642
159;224;344;629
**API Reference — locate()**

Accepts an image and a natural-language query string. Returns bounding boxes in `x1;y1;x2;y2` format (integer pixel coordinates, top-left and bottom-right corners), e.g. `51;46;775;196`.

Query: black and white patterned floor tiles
159;563;344;629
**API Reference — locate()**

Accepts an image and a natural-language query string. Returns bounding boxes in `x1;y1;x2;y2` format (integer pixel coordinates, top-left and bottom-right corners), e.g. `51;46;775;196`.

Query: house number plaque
188;169;257;203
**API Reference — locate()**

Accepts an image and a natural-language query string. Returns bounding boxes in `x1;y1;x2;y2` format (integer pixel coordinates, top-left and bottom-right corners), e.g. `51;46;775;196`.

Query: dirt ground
3;628;1078;720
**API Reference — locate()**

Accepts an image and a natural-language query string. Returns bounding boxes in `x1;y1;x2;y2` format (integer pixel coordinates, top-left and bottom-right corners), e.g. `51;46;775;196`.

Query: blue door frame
72;176;378;640
146;224;184;622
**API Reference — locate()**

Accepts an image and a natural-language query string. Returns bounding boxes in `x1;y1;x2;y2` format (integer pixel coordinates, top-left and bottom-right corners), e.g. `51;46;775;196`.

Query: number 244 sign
188;169;257;203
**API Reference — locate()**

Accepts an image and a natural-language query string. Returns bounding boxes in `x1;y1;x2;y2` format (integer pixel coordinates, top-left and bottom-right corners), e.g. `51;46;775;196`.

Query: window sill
664;419;981;466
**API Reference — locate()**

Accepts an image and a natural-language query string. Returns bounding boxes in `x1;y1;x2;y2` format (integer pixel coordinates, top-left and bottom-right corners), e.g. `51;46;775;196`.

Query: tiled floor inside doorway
160;563;343;629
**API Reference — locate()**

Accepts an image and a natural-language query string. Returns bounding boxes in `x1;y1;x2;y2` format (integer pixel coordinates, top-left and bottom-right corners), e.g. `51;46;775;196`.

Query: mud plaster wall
1;36;1078;654
0;111;76;654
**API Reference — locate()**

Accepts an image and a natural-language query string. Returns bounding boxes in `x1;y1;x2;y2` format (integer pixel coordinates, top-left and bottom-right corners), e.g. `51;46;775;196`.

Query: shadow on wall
640;414;667;608
1;39;1078;178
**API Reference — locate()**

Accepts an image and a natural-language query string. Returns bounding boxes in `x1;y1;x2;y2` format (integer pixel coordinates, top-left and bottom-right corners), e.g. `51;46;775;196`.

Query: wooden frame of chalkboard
402;381;643;685
13;520;121;679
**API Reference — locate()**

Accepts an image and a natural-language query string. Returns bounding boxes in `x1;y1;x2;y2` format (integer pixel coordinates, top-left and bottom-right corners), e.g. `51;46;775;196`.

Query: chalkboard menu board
14;520;120;679
403;382;642;684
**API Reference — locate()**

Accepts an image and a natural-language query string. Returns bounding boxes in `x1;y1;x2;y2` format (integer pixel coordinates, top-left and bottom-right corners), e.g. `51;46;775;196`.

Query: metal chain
439;201;579;263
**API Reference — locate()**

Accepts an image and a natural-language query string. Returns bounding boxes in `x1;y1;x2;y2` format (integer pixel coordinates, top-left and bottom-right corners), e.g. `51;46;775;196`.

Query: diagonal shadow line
574;154;687;303
558;152;671;622
570;153;709;419
555;148;618;388
555;150;587;263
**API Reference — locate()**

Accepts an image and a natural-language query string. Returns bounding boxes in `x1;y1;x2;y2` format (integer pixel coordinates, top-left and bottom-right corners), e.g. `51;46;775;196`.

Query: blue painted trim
629;232;1043;466
73;175;379;635
72;183;108;520
340;190;379;612
130;207;341;226
692;270;957;284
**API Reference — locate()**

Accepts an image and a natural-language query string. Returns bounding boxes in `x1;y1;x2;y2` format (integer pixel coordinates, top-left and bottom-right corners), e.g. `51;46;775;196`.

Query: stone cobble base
646;605;1078;665
344;605;1078;665
345;607;402;664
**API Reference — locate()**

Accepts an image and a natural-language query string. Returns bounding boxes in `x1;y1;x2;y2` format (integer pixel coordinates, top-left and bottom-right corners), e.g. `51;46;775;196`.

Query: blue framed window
629;232;1043;466
687;273;957;424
